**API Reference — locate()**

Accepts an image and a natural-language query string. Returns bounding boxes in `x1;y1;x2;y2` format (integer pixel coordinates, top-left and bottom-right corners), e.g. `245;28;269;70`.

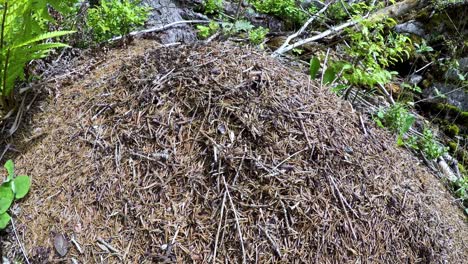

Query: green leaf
0;212;11;230
0;185;14;214
396;135;404;146
323;68;337;84
374;118;384;128
13;176;30;199
309;56;320;79
233;20;254;32
4;160;14;181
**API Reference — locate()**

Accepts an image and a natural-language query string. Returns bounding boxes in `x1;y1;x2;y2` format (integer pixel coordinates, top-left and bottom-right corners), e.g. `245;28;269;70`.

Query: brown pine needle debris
4;40;467;263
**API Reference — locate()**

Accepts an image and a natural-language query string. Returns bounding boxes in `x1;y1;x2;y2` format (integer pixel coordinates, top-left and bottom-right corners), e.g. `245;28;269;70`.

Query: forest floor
1;39;467;263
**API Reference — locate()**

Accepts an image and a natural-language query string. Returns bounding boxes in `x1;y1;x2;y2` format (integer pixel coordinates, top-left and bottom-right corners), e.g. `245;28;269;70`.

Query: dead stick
327;175;358;240
11;219;30;264
222;176;247;264
272;4;330;57
258;226;282;257
108;20;210;42
212;192;227;263
272;19;358;57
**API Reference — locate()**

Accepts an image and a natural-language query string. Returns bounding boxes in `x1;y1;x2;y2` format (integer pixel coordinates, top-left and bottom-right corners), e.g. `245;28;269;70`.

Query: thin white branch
108;20;210;42
272;4;330;57
212;192;226;264
320;48;330;88
222;176;246;264
272;19;358;57
11;218;30;264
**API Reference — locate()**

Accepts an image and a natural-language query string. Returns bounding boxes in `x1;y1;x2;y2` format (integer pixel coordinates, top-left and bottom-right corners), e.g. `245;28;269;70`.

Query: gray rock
458;57;468;72
424;83;468;111
394;20;425;37
443;57;468;82
142;0;197;44
409;74;423;85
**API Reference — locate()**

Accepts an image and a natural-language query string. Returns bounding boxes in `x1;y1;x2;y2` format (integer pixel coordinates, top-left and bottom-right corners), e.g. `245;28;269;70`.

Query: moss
443;124;460;137
421;79;432;89
459;163;466;175
434;103;459;114
447;141;468;170
461;150;468;164
461;111;468;124
448;141;458;152
432;103;468;127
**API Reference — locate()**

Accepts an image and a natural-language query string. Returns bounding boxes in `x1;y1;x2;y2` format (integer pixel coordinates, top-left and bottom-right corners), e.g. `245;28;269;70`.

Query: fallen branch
11;219;30;264
369;0;431;21
271;19;359;57
222;175;247;264
271;4;330;57
271;0;434;57
258;226;282;257
108;20;210;42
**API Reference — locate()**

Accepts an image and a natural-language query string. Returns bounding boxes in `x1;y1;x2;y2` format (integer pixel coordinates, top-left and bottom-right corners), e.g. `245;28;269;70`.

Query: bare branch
271;4;330;57
271;0;434;57
108;20;210;42
272;19;358;57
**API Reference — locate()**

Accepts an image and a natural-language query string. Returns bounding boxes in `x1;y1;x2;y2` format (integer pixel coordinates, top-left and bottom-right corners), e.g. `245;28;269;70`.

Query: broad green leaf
13;176;30;199
323;68;336;85
0;212;11;229
4;160;14;181
0;185;14;214
309;57;320;79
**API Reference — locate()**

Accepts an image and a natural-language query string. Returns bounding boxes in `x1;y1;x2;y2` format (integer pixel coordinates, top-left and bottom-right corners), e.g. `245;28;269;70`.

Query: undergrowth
373;103;448;160
331;18;412;87
0;0;75;111
250;0;307;25
203;0;223;14
87;0;150;43
197;19;268;47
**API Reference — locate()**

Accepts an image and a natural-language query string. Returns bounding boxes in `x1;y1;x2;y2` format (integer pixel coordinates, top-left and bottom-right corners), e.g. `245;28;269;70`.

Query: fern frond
27;42;69;53
12;30;75;49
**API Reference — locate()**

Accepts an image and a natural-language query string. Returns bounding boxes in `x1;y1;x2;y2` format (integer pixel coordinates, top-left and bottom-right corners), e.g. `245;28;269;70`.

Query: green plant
330;61;398;87
415;40;434;54
251;0;307;24
87;0;149;43
203;0;222;14
220;20;254;35
452;175;468;214
309;56;320;79
337;18;412;88
248;27;269;45
0;160;31;229
326;0;378;22
196;21;219;39
418;128;448;160
374;103;415;140
0;1;75;110
401;82;422;94
405;128;448;160
375;104;447;160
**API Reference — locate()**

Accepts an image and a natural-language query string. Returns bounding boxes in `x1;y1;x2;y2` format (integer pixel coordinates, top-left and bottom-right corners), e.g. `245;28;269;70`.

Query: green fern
0;1;75;110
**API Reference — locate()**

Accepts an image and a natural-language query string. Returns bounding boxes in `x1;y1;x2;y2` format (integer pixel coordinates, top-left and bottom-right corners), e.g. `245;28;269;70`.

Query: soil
1;39;467;263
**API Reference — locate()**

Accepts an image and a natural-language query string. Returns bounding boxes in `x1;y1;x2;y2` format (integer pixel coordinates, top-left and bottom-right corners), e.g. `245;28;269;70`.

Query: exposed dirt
1;39;467;263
